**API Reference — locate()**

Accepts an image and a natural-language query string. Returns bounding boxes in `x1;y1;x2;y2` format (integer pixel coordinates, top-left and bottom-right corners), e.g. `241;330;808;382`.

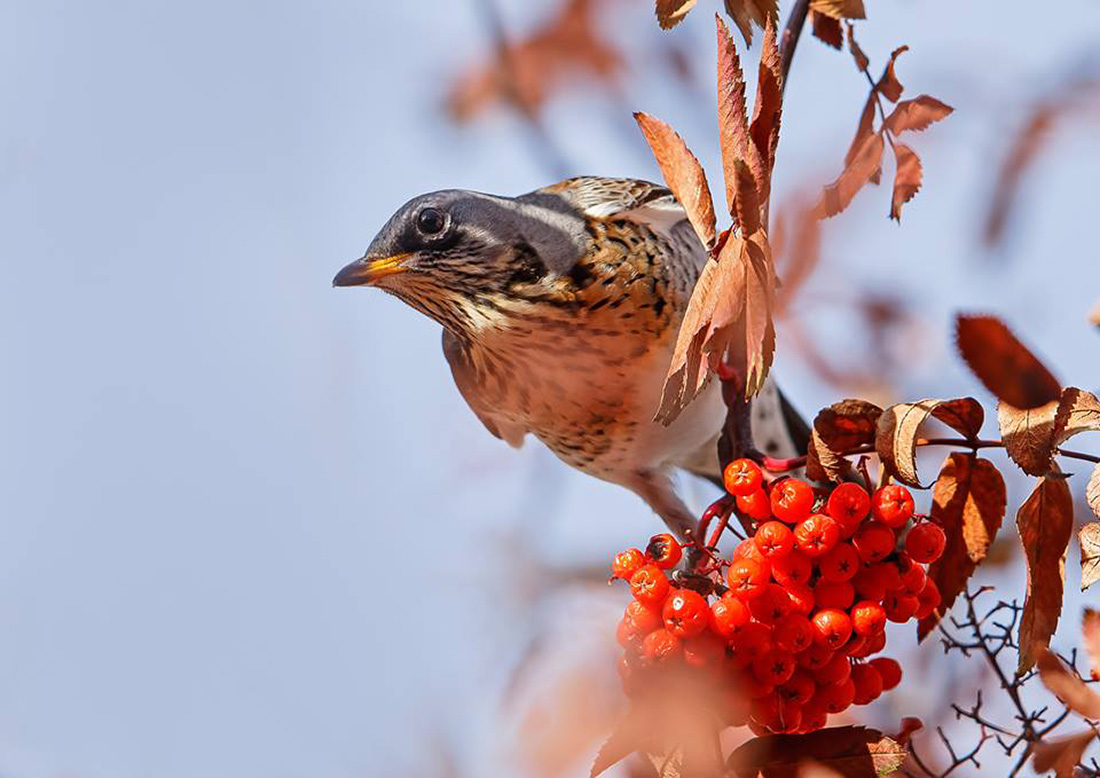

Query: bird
334;176;808;539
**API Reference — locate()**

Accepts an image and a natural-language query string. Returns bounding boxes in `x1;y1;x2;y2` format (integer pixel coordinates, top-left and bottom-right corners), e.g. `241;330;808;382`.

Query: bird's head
333;189;590;335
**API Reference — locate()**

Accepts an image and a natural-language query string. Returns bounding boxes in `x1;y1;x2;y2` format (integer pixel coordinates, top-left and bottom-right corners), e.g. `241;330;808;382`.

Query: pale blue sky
0;1;1097;776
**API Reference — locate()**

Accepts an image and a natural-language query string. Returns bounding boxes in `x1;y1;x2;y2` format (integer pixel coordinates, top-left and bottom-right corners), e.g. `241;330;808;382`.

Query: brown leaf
733;160;762;236
1080;523;1100;592
749;20;783;208
883;95;954;134
728;726;906;777
810;0;866;20
591;711;646;777
956;314;1062;409
1032;731;1097;778
1017;474;1075;673
889;143;922;221
811;11;843;49
655;0;697;29
1054;387;1100;446
635;111;717;250
998;400;1060;476
1083;609;1100;679
844;94;877;170
845;23;869;72
876;398;985;487
1037;646;1100;719
918;454;1007;640
876;46;909;102
723;0;777;47
1088;463;1100;520
716;15;764;223
805;399;883;483
816;131;884;218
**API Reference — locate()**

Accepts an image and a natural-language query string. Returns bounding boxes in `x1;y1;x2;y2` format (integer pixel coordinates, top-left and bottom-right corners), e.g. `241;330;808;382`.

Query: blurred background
0;1;1098;776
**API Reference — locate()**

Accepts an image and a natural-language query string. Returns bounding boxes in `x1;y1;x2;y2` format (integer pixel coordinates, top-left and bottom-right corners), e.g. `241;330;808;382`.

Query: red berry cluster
611;462;945;735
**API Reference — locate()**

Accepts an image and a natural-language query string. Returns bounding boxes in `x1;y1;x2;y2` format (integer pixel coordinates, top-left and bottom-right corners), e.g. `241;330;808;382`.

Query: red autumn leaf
1017;473;1075;673
1032;731;1098;778
889;143;922;221
1080;522;1100;592
634;111;718;250
810;0;866;20
1088;463;1100;520
749;21;783;208
1037;647;1100;719
723;0;778;48
1053;387;1100;445
846;22;869;72
875;397;985;487
845;94;877;169
893;717;924;747
998;399;1060;476
655;0;698;29
884;95;954;134
816;131;884;217
811;11;843;49
918;454;1007;641
716;15;763;223
876;45;909;102
804;399;883;483
956;314;1062;410
732;160;762;236
1083;609;1100;679
727;726;906;777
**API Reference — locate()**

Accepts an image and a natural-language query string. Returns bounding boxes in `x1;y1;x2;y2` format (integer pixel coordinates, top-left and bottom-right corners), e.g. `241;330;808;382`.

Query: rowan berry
773;613;815;654
794;514;841;556
724;458;763;496
732;537;767;563
641;628;681;664
729;621;772;661
784;584;816;617
612;548;646;580
906;522;947;564
683;632;725;668
779;670;817;705
797;642;835;671
647;533;683;569
815;652;852;685
852;523;896;563
710;593;750;637
754;520;795;558
771;478;816;524
663;588;710;638
883;590;919;623
820;677;856;713
856;631;886;658
727;557;770;599
741;671;776;698
749;584;794;624
915;579;941;620
827;482;871;533
853;565;888;602
752;652;797;686
799;701;828;733
850;600;887;636
898;558;927;594
616;618;642;651
770;551;813;587
812;608;853;650
629;564;670;607
814;581;855;610
818;542;860;582
872;484;915;528
737;489;772;521
851;662;884;705
625;600;663;635
869;657;902;690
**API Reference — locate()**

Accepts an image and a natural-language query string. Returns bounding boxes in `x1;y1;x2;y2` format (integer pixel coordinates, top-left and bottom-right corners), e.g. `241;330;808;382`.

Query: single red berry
799;701;829;733
612;548;646;580
818;542;860;583
857;631;887;658
629;564;670;607
852;523;897;563
851;662;884;705
752;652;797;686
730;621;773;661
770;698;803;734
737;489;773;521
770;551;813;587
826;482;871;534
624;600;663;635
820;677;856;713
778;669;817;705
616;618;642;651
853;565;888;602
727;558;770;600
850;600;888;636
724;458;764;496
883;590;920;623
906;522;947;564
740;670;777;699
898;557;928;595
663;588;710;638
754;521;795;558
751;694;801;734
640;628;681;664
915;579;941;620
812;608;853;650
647;533;683;569
710;593;751;637
794;514;841;557
872;484;915;528
785;584;816;617
814;581;856;610
773;613;815;654
869;657;902;690
797;642;835;671
683;631;725;667
749;583;794;624
732;537;767;563
815;652;852;685
770;478;816;524
843;634;868;657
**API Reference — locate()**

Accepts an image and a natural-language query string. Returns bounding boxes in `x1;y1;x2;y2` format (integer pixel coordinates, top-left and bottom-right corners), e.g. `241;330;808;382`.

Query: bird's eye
416;207;447;235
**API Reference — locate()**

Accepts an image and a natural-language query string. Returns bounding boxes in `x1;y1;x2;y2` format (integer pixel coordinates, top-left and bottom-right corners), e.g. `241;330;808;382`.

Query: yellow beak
332;253;412;287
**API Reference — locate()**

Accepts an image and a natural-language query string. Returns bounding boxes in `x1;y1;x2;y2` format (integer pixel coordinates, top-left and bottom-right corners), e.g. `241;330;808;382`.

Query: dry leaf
1032;731;1097;778
656;0;698;28
1017;474;1075;673
816;131;884;217
877;46;909;102
811;11;843;49
893;718;924;747
1037;647;1100;719
1088;463;1100;520
727;726;906;777
810;0;866;20
889;143;922;221
732;160;762;236
998;400;1060;476
716;15;764;221
635;112;718;250
956;314;1062;409
884;95;954;134
1080;522;1100;592
1053;387;1100;445
875;397;985;487
749;20;783;209
1083;609;1100;679
846;23;869;72
805;399;883;483
723;0;778;47
591;711;648;777
918;454;1007;641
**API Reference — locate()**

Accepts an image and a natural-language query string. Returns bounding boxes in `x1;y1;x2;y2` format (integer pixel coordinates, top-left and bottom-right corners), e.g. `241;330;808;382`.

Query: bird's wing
441;330;526;448
523;177;691;239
